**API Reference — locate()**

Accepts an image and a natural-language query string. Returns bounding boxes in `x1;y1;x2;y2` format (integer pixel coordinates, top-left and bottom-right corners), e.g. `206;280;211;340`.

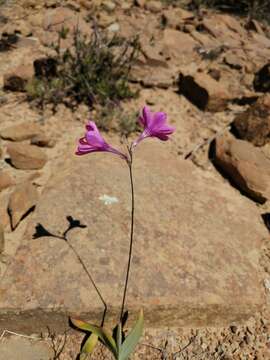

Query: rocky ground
1;0;270;359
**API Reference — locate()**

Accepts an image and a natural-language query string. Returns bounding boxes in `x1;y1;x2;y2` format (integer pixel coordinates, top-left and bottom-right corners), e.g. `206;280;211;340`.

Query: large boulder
0;141;266;332
213;133;270;203
0;122;41;142
7;143;47;170
232;94;270;146
179;72;231;112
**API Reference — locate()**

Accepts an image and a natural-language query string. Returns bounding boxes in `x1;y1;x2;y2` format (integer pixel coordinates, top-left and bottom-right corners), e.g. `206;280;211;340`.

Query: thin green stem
120;150;135;322
64;239;108;326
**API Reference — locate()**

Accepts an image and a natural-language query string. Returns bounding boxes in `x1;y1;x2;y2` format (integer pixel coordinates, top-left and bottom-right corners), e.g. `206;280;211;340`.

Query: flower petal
139;106;152;127
151;112;167;130
85;121;108;149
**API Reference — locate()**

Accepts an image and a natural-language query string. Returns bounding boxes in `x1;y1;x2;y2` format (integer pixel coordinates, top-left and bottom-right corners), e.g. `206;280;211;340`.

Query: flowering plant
71;106;175;359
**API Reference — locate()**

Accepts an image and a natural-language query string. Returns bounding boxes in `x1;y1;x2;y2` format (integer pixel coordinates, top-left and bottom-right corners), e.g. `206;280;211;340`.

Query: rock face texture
213;134;270;203
0;142;266;332
232;94;270;146
0;171;14;192
8;182;39;230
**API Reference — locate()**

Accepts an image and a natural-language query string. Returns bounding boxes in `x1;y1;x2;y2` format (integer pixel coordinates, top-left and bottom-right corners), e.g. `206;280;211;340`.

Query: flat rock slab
0;336;52;360
0;141;267;332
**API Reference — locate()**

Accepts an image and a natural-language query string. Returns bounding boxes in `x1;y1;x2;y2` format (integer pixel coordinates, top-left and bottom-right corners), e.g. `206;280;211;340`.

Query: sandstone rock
0;194;10;232
199;15;244;48
66;0;81;11
224;50;245;70
8;182;38;230
97;12;116;27
179;72;231;112
251;33;270;49
213;133;270;203
219;14;246;38
141;69;174;88
0;172;14;192
0;122;41;141
78;0;98;10
232;94;270;147
163;29;197;59
43;7;90;35
3;65;34;92
107;22;120;33
134;0;146;7
132;66;174;88
0;141;266;331
145;0;162;12
29;13;43;27
247;19;265;35
102;0;116;11
30;134;55;148
7;143;47;170
162;8;194;29
0;224;4;253
253;62;270;93
140;41;167;68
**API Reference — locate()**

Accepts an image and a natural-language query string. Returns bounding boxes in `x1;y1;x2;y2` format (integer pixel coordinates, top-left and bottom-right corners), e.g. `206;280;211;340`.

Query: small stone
78;0;98;9
3;65;34;92
102;0;116;11
8;182;38;230
97;12;116;27
0;122;41;141
0;224;4;253
121;2;132;9
213;133;270;203
0;172;14;192
7;143;47;170
145;0;162;13
66;0;81;11
107;22;120;33
31;134;55;148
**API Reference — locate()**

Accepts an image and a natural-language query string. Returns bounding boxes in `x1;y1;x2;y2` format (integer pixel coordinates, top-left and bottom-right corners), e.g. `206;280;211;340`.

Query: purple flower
76;121;127;160
132;106;175;147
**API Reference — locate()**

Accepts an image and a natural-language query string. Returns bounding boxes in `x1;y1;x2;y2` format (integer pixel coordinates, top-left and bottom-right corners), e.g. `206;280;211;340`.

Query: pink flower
76;121;127;160
132;106;175;147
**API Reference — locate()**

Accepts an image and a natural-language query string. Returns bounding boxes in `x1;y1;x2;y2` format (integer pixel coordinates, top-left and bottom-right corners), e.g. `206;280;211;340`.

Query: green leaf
70;318;118;358
116;323;122;351
118;310;144;360
79;333;98;360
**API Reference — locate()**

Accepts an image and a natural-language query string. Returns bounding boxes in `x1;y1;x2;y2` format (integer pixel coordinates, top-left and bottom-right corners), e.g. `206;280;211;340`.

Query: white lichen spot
264;278;270;291
99;194;119;205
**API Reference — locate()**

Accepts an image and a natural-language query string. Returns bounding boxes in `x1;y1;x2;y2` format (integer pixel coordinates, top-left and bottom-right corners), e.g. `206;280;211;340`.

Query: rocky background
0;0;270;359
